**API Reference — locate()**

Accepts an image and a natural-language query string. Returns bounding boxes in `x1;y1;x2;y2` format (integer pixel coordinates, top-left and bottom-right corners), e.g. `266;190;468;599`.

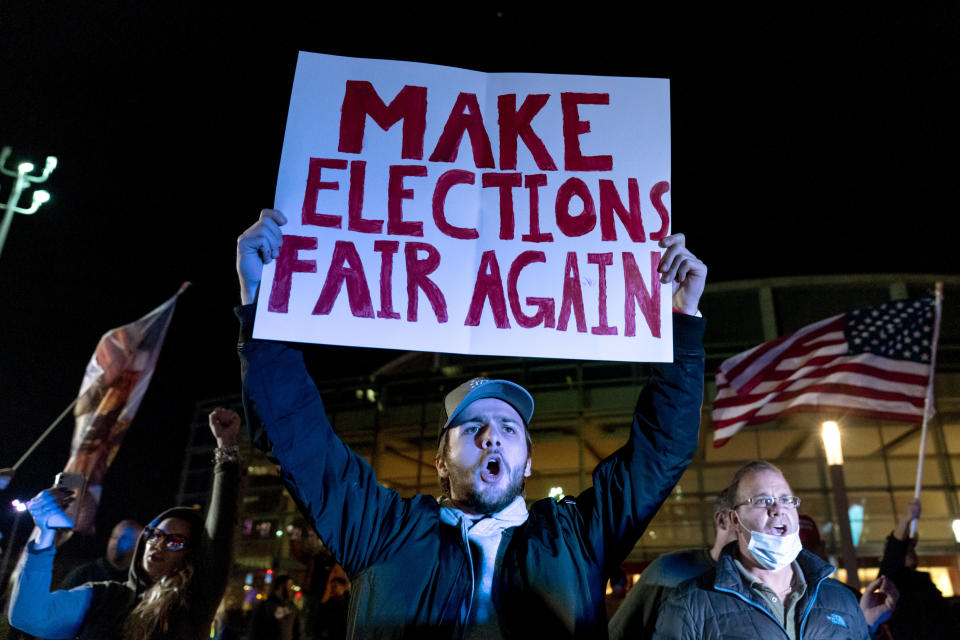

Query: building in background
178;274;960;601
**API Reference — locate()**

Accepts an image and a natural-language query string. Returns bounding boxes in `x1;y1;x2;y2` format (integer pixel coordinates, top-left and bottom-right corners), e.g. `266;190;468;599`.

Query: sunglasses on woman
143;526;189;552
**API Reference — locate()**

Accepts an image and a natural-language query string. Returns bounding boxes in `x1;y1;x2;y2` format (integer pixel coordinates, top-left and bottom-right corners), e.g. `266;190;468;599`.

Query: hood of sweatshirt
128;506;204;592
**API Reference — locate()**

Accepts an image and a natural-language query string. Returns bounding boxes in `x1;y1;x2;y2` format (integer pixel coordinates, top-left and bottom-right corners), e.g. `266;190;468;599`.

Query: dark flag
62;284;188;534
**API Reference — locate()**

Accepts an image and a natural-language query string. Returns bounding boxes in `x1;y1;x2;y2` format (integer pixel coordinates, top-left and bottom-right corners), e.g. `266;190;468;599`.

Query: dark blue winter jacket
238;307;705;639
653;546;869;639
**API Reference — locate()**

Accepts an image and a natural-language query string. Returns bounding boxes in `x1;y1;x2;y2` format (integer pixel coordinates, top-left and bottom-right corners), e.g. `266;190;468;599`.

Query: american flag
712;298;937;447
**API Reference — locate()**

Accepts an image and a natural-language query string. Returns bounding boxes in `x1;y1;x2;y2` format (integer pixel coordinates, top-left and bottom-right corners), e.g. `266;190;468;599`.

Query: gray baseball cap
438;378;534;442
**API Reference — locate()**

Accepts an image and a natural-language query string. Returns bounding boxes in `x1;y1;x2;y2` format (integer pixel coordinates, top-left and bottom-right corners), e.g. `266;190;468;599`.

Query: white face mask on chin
745;529;803;571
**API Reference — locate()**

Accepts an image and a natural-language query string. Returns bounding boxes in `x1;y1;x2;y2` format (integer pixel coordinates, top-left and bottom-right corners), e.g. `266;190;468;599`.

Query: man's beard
446;458;526;514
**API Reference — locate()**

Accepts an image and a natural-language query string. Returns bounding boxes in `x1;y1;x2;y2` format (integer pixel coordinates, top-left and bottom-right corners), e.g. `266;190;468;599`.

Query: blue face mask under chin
744;528;803;571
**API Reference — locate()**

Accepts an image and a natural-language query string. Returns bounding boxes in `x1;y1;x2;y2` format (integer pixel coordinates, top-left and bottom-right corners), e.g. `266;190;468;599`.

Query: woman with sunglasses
8;407;241;640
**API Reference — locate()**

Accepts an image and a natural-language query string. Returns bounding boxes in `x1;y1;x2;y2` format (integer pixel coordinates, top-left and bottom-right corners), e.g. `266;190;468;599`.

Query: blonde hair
122;562;194;640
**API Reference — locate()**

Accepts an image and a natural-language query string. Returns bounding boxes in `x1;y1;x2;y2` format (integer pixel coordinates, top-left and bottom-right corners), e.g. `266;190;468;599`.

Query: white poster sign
254;51;673;362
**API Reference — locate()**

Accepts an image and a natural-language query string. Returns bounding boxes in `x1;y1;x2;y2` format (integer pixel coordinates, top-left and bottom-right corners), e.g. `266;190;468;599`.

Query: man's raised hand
237;209;287;304
657;233;707;316
894;497;922;540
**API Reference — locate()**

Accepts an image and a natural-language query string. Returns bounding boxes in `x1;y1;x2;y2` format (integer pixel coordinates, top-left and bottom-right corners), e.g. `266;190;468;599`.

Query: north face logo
826;613;847;628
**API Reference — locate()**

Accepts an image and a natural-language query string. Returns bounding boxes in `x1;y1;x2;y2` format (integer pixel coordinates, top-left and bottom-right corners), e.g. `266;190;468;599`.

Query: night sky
2;4;957;554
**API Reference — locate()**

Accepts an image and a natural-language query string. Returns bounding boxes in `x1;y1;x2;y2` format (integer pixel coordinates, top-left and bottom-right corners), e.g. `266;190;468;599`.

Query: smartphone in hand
52;472;85;529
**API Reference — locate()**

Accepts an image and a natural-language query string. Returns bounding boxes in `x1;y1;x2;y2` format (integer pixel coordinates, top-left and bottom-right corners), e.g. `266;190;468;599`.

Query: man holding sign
235;208;706;638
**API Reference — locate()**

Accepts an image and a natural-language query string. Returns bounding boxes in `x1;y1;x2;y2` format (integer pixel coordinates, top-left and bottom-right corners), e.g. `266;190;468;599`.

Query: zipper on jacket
796;574;830;639
490;526;517;640
458;518;476;633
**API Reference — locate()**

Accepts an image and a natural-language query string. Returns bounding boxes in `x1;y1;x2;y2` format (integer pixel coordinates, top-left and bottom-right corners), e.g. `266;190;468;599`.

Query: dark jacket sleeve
236;306;431;576
575;312;705;569
879;532;908;576
193;458;241;625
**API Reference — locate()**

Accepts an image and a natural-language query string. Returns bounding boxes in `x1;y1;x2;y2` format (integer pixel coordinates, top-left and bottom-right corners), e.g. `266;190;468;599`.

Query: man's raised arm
234;210;430;575
579;233;707;567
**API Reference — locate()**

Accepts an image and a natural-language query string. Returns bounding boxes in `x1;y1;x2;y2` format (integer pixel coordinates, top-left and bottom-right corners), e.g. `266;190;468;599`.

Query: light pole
821;420;861;590
0;145;58;260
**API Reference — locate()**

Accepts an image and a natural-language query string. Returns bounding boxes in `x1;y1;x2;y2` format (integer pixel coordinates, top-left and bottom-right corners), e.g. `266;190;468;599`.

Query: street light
0;145;58;260
822;421;843;465
821;420;861;590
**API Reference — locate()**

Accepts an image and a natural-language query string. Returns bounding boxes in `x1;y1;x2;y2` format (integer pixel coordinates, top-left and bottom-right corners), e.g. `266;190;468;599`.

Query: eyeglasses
144;526;189;552
733;495;802;510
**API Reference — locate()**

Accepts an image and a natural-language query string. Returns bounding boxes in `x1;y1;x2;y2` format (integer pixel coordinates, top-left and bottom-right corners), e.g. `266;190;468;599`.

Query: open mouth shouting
767;523;789;536
480;455;502;483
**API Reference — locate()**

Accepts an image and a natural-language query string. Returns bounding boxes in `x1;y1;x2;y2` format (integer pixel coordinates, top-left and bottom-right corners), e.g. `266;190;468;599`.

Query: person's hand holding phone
26;487;75;549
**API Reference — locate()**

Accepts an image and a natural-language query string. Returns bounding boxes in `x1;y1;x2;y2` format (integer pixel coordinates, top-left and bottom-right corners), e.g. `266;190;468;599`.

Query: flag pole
911;283;943;537
0;398;78;490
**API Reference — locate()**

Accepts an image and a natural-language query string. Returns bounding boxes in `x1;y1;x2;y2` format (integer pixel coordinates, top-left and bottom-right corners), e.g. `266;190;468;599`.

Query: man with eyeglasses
653;460;873;639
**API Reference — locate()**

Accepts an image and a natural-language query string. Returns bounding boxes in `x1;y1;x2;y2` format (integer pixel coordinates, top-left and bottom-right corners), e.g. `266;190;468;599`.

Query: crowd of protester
0;408;352;640
7;454;959;639
3;211;959;639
